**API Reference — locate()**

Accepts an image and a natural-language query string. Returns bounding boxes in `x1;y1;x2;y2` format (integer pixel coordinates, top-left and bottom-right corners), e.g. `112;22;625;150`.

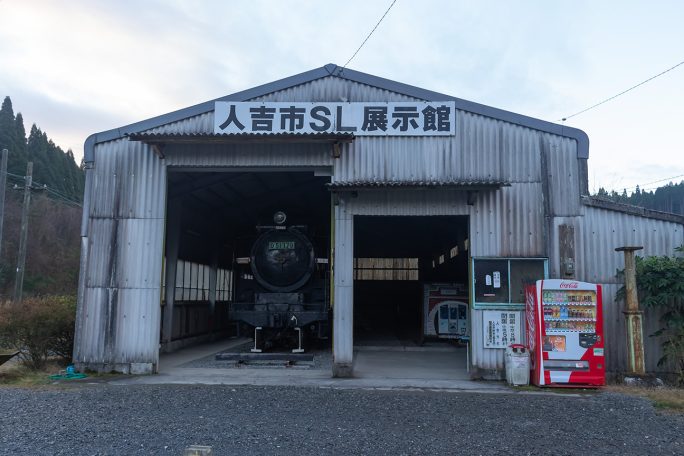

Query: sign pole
0;149;7;262
13;161;33;304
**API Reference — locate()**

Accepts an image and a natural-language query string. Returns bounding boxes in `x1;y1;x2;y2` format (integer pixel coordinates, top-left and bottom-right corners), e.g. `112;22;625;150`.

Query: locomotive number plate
268;241;296;250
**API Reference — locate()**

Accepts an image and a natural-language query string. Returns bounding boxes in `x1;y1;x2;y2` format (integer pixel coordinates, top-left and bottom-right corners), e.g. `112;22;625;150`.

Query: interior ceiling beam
230;176;324;204
169;172;248;198
220;181;246;200
251;172;272;192
181;195;239;239
185;194;224;222
205;187;258;221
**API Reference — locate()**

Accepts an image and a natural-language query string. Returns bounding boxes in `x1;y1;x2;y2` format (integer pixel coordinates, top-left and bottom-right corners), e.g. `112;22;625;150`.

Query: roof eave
332;65;589;159
84;65;332;162
84;63;589;162
582;196;684;225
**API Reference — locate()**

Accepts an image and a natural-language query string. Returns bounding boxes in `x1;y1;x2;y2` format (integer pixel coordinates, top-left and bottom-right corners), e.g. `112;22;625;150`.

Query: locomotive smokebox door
250;228;315;293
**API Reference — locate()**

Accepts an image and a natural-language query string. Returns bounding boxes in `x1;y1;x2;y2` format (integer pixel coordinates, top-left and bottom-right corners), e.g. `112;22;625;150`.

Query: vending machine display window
526;279;605;387
472;258;548;309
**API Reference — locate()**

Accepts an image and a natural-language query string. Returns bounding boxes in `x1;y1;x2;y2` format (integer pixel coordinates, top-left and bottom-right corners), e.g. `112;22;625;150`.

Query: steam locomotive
229;212;329;351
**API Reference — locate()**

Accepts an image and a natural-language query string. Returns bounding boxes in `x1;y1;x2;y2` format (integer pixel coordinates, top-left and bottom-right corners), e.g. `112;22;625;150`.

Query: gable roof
84;63;589;162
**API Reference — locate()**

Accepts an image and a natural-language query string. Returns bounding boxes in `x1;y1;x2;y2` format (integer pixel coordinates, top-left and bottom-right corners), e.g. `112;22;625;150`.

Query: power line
3;171;83;207
342;0;398;70
622;173;684;193
558;59;684;122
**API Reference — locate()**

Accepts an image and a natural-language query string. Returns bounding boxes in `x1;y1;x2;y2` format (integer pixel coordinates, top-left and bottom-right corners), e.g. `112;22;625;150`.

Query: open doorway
353;216;469;348
160;170;331;358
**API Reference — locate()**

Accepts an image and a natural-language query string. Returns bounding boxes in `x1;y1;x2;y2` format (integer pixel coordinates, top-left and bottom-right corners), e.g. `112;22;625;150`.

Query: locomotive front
230;211;329;351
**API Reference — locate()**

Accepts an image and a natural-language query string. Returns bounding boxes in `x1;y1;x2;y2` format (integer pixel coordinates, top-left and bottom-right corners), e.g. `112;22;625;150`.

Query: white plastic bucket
505;344;530;386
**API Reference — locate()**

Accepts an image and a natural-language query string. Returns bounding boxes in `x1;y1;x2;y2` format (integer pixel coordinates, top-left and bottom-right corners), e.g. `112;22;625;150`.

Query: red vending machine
525;279;605;387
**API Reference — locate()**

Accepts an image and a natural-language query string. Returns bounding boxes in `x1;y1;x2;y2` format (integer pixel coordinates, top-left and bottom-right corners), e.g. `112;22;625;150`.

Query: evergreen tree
14;112;28;161
0;96;26;175
0;96;86;202
594;181;684;215
27;124;50;187
0;96;15;150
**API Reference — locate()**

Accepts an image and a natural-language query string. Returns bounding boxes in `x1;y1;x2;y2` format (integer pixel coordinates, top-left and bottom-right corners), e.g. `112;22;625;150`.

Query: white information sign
214;101;456;136
483;310;523;348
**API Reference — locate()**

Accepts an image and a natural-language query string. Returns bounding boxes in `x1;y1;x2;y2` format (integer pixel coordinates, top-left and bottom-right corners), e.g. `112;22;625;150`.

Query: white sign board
482;310;523;348
214;101;456;136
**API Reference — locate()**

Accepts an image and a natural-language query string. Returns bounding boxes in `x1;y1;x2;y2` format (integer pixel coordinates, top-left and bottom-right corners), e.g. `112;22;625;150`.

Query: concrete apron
108;338;508;393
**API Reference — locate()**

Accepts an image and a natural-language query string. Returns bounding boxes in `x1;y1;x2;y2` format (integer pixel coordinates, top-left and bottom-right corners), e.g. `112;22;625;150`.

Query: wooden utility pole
616;246;645;375
13;161;32;304
0;149;7;261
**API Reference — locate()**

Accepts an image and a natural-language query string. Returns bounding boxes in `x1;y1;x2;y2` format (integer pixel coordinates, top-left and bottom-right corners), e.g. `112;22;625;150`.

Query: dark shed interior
164;170;331;342
353;215;469;346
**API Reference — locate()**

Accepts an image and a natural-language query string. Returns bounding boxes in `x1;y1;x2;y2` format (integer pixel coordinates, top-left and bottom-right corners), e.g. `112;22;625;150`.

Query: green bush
0;295;76;370
619;246;684;385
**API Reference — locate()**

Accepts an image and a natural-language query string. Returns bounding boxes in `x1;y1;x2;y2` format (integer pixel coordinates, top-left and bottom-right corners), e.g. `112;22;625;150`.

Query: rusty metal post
615;246;645;375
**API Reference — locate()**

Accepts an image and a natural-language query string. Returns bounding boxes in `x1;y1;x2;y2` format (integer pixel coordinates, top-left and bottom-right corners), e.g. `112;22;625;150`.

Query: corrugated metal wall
74;139;166;374
140;77;560;187
576;207;682;283
249;76;418;103
565;207;683;372
78;73;684;377
164;143;333;168
332;111;548;185
545;135;582;217
469;183;545;258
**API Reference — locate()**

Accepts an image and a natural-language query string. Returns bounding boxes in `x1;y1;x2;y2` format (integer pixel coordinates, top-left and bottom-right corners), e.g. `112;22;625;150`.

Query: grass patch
607;385;684;413
0;364;54;387
508;384;599;394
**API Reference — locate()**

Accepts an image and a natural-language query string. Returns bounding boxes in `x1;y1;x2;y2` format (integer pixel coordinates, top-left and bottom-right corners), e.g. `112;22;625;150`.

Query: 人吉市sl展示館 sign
213;102;456;136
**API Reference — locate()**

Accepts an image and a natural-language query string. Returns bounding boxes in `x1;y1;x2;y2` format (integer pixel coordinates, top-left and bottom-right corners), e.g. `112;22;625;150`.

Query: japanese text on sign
483;311;523;348
214;102;457;136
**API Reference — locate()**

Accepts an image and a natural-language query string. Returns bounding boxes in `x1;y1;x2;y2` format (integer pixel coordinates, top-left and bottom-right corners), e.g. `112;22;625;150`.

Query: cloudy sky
0;0;682;193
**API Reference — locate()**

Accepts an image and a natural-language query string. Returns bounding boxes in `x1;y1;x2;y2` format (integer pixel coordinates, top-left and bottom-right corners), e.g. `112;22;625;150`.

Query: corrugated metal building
74;64;684;377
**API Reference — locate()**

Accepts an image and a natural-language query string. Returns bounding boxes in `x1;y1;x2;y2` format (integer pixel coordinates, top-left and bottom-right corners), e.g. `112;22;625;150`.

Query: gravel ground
1;384;682;455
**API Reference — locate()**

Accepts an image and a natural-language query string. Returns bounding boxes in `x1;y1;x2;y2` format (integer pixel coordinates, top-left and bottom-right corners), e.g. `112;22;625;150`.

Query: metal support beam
332;198;354;377
162;199;182;346
616;246;645;375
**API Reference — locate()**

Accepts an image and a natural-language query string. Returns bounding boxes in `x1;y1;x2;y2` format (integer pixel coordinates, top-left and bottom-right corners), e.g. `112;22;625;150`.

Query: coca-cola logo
559;282;578;289
525;290;536;351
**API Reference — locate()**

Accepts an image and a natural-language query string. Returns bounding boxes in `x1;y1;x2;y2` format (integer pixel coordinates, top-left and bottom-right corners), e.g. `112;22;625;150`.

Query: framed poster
482;310;523;348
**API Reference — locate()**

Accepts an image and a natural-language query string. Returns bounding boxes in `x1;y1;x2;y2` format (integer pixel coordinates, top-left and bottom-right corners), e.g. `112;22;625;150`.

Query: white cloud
0;0;682;193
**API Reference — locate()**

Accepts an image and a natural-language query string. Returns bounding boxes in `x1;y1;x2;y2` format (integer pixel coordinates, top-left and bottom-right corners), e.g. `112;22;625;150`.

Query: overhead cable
558;59;684;122
622;173;684;193
2;170;83;207
342;0;398;70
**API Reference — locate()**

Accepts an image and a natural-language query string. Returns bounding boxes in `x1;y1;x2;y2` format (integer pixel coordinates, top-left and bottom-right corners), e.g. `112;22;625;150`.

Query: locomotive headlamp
273;211;287;225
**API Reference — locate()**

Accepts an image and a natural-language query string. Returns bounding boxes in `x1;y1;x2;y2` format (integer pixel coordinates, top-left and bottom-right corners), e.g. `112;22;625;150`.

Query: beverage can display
530;280;604;386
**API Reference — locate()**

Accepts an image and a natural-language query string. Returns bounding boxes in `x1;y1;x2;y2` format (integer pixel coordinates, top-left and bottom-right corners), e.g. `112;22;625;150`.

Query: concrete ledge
469;367;505;381
74;362;157;375
332;362;354;378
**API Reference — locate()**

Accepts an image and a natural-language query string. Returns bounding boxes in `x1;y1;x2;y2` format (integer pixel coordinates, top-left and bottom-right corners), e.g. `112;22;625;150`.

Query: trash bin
505;344;530;386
